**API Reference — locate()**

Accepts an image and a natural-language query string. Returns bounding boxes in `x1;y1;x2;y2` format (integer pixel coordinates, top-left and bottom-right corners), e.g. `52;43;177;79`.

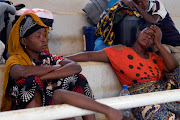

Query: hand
121;0;137;9
106;108;123;120
150;25;162;45
52;64;62;70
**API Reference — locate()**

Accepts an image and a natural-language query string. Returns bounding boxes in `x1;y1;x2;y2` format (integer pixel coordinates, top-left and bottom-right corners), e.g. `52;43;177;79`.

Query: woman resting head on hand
1;13;123;120
66;25;179;119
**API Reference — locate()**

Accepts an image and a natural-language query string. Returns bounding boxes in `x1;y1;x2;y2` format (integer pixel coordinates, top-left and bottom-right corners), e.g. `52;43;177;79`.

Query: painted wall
10;0;180;56
10;0;91;56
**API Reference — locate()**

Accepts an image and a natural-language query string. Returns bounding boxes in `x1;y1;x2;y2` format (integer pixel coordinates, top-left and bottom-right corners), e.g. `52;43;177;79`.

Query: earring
25;45;27;49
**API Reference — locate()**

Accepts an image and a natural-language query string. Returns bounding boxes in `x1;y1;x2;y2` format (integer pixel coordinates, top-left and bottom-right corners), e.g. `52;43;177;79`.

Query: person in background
0;40;5;63
0;2;16;32
121;0;180;63
94;0;143;51
66;25;180;119
93;0;118;51
1;13;123;120
95;0;180;60
0;2;16;60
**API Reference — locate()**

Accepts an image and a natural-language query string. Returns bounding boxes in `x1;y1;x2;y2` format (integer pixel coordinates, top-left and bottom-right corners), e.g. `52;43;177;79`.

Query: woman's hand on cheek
150;25;162;45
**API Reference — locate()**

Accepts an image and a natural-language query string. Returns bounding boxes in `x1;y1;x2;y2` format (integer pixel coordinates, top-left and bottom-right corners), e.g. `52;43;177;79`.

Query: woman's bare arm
121;0;160;24
39;59;82;80
10;59;82;81
135;5;160;24
151;25;179;72
10;64;61;80
65;50;110;63
53;89;123;120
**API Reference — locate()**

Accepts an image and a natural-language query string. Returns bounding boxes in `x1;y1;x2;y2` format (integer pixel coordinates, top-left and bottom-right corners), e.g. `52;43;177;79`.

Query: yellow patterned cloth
96;2;143;45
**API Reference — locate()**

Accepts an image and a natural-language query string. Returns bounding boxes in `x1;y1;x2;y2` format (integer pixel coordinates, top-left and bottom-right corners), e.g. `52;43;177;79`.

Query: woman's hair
139;23;153;31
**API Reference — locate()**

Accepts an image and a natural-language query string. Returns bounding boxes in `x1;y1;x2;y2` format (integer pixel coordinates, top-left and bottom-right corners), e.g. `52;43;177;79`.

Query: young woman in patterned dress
1;13;123;120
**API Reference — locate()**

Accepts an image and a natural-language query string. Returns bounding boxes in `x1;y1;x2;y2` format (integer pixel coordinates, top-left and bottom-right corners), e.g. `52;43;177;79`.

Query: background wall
10;0;91;56
10;0;180;56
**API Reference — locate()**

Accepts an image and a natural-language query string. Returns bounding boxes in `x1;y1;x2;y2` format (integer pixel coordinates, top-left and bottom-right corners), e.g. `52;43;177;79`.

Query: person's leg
57;74;96;120
53;89;123;120
69;74;96;120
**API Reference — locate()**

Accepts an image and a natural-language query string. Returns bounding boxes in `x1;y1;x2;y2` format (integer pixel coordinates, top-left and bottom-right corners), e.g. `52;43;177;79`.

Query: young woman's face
24;28;48;53
137;27;155;49
136;0;150;11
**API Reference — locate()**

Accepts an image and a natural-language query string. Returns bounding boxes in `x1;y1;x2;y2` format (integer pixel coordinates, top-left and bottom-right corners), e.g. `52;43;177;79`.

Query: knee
53;90;59;104
53;90;63;104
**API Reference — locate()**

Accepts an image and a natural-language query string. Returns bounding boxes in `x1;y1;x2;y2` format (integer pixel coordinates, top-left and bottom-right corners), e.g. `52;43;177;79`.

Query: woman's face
136;27;155;49
24;28;48;53
136;0;150;11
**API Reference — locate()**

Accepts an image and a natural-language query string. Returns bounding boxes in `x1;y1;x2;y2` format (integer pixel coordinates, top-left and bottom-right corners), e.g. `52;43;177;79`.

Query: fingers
149;25;160;35
150;25;160;31
150;25;162;35
146;26;155;34
129;1;137;9
131;1;138;8
123;0;137;9
149;25;162;42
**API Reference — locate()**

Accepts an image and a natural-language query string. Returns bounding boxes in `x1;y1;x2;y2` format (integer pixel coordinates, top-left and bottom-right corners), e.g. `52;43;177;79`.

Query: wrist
155;42;162;48
52;65;61;70
105;107;114;118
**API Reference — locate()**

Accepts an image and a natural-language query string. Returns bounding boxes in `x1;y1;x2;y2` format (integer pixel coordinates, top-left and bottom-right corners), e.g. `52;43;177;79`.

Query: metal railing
0;89;180;120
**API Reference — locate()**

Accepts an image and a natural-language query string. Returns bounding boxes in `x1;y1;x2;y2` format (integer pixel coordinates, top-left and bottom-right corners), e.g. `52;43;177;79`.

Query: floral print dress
10;52;94;109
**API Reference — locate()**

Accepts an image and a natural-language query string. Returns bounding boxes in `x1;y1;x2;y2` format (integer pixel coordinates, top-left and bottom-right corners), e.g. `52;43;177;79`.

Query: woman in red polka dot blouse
66;25;180;119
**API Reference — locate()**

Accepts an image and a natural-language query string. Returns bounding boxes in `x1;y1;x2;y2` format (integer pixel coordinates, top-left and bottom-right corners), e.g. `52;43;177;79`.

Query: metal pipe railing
0;89;180;120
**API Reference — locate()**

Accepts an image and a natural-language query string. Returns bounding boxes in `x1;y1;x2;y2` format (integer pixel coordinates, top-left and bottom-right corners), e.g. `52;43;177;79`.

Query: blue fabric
83;26;97;51
94;36;112;51
106;0;119;9
147;1;154;12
